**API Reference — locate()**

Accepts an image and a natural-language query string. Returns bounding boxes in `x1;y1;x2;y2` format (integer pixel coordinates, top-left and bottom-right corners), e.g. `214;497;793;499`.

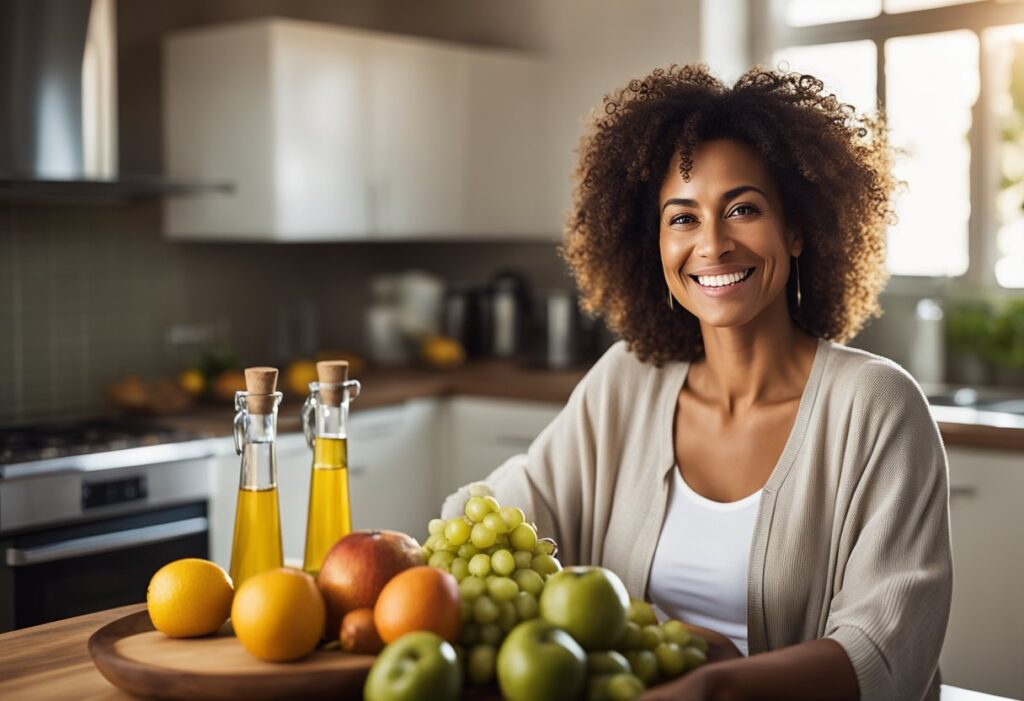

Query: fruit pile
416;484;709;701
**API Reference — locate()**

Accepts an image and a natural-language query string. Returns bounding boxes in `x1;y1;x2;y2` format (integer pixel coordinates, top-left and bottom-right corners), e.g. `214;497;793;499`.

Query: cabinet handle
949;484;977;498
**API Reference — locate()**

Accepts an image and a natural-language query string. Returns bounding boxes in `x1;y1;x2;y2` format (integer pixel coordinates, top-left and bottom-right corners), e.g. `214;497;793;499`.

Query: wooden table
0;605;1014;700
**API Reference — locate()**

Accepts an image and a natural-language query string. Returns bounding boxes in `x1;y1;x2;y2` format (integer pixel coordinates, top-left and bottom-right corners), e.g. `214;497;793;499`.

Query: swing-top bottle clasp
301;379;361;448
233;390;284;455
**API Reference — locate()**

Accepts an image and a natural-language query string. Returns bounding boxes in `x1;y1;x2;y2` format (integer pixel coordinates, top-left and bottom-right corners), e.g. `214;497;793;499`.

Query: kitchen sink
926;387;1024;416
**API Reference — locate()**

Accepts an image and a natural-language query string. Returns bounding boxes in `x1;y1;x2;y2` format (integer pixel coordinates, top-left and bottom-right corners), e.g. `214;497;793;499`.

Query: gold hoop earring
794;257;802;309
667;286;675;310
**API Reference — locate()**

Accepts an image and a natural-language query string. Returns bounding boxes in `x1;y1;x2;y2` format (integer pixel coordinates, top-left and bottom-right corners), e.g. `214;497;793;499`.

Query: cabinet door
443;397;561;497
462;51;550;238
939;447;1024;700
366;37;467;238
275;432;315;566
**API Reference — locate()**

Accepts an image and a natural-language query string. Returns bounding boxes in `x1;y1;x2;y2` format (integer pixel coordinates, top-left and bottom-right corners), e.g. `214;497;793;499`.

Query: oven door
0;502;208;631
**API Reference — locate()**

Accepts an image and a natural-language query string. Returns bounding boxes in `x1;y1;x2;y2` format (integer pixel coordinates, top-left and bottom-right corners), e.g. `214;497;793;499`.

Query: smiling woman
442;63;951;701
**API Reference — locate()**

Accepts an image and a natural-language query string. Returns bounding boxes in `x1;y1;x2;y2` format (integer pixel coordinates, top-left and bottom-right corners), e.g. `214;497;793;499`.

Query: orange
147;558;233;638
373;566;461;644
231;567;325;662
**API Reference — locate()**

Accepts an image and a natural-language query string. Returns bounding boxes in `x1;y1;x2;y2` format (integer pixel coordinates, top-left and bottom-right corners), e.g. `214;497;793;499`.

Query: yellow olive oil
302;436;352;575
229;486;283;586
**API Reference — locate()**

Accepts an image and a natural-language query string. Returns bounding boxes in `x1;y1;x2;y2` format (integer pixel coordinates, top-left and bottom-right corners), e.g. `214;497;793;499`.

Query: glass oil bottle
229;367;284;585
301;360;360;576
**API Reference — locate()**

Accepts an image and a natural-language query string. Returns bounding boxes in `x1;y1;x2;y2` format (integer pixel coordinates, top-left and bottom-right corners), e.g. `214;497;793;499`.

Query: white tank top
647;467;762;656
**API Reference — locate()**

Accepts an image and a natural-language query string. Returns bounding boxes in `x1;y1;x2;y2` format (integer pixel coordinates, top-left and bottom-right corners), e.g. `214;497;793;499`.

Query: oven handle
5;516;209;567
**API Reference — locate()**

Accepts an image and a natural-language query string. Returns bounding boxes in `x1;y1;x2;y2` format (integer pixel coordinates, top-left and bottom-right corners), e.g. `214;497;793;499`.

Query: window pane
784;0;881;27
986;24;1024;288
884;0;982;13
772;41;878;115
885;30;978;277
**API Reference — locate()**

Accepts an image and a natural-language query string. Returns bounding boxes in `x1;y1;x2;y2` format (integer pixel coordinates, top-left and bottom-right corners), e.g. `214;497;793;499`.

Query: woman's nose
694;217;735;259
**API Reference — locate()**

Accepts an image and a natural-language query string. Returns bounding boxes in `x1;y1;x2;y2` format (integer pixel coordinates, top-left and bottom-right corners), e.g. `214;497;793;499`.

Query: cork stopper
317;360;349;405
244;367;279;413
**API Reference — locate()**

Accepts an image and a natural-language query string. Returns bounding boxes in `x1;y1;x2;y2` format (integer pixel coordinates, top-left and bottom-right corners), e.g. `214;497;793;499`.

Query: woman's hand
636;624;741;701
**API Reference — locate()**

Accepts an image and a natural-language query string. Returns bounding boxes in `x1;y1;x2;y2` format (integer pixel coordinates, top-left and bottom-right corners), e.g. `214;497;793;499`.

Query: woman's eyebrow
660;185;768;213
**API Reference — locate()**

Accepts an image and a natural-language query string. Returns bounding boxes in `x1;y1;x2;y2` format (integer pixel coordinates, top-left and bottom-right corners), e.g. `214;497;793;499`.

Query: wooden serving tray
88;610;374;700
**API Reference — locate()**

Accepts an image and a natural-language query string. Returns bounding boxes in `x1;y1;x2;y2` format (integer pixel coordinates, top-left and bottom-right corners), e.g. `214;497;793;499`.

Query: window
756;0;1024;289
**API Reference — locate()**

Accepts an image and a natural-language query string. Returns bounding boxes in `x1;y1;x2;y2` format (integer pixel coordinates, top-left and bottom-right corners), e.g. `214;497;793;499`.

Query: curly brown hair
562;63;898;366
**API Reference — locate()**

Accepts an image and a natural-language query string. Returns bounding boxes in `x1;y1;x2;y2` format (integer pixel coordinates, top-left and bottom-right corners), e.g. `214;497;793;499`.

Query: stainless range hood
0;0;230;203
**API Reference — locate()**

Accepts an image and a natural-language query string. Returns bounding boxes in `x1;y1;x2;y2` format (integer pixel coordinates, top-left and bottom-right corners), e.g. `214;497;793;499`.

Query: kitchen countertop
0;604;1011;701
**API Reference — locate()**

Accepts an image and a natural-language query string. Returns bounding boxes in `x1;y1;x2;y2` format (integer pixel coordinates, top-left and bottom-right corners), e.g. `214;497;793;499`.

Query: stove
0;419;206;466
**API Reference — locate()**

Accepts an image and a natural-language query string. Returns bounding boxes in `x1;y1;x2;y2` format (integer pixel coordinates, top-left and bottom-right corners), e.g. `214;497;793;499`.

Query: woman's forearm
702;638;859;701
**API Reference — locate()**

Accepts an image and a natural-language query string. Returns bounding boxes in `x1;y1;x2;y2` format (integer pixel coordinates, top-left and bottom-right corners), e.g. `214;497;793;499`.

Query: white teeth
696;268;752;287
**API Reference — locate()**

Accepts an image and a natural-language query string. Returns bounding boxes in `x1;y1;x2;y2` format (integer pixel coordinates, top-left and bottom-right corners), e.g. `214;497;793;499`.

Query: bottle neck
239;410;278;490
315;402;348;439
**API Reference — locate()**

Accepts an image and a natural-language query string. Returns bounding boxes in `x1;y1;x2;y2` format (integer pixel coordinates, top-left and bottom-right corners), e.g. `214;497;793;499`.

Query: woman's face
659;138;801;330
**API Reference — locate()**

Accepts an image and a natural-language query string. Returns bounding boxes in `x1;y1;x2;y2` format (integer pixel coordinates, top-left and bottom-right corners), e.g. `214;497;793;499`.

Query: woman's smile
688;266;757;297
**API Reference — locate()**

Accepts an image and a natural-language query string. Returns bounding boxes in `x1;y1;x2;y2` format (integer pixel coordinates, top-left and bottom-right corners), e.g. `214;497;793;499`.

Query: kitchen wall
0;0;704;424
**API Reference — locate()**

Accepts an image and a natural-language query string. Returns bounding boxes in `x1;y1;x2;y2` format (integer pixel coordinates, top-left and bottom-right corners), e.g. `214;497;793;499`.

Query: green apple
587;650;632;676
364;632;462;701
539;566;629;650
497;619;587;701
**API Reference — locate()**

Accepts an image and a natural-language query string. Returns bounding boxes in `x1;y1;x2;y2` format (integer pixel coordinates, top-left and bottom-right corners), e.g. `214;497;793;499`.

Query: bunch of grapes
422;484;562;685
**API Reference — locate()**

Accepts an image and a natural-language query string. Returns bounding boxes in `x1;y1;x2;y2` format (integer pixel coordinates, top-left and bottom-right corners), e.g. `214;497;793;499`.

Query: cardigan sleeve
824;361;953;701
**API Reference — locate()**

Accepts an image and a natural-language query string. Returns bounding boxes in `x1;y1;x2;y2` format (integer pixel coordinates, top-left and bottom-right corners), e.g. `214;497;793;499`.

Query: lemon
147;558;234;638
231;567;325;662
421;336;466;369
284;360;319;396
177;368;205;397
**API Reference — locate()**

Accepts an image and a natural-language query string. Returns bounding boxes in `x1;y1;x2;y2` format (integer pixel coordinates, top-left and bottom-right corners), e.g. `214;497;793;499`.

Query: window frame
749;0;1024;294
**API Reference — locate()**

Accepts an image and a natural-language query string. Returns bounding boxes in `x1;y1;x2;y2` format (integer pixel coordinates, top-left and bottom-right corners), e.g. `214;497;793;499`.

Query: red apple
317;530;424;636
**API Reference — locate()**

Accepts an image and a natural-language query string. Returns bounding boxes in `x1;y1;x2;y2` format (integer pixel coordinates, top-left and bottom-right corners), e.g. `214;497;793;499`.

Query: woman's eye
729;204;759;217
669;214;696;226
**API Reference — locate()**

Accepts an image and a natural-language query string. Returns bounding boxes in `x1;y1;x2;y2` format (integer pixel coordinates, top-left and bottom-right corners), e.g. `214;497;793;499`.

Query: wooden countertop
152;362;1024;452
0;604;1008;701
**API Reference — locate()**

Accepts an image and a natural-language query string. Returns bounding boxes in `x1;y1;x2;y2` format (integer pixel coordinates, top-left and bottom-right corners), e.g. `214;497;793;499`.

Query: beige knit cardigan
441;338;953;701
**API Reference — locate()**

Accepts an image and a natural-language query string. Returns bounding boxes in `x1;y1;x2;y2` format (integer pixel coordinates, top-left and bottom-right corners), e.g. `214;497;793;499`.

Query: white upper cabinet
163;19;551;241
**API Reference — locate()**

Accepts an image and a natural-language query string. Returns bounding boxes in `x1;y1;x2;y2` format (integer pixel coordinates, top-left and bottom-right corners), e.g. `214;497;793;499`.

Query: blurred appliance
443;285;491;358
0;420;218;631
909;298;946;386
366;275;408;366
491;271;531;359
0;0;229;202
535;289;601;370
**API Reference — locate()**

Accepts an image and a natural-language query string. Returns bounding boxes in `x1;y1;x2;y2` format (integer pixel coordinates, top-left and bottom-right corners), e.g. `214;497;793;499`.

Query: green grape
681;646;707;672
624;650;659;684
497;600;518;632
468;553;492;578
533;538;556;556
587;650;631;676
641;625;664;650
428;518;446;536
479;623;504;646
457;543;479;560
428;550;455;570
473;595;500;624
460;600;473;623
661;619;692;647
491;549;516;576
465;496;497;523
513;550;534;570
482;495;501;513
688;634;708;654
512;568;545;596
653;642;686;678
509;523;538;550
485;544;504;555
421;546;433;560
606;673;645;701
499;506;525;529
482;512;510;535
450;557;470;581
445;517;472;546
628;599;658;627
461;621;482;645
467;644;497;686
495;533;510;547
513;590;539;620
587;675;615;701
470;523;497;548
460;575;487;601
619;621;644;650
487;576;519;602
531;553;561;575
468;483;493;498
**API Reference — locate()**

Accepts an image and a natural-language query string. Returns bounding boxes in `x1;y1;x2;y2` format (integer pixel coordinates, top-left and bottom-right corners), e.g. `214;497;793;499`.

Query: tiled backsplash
0;202;573;424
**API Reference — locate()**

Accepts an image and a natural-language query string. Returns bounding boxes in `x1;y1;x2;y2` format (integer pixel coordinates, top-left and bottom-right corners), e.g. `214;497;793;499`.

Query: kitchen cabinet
163;19;550;241
439;396;561;498
939;446;1024;700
